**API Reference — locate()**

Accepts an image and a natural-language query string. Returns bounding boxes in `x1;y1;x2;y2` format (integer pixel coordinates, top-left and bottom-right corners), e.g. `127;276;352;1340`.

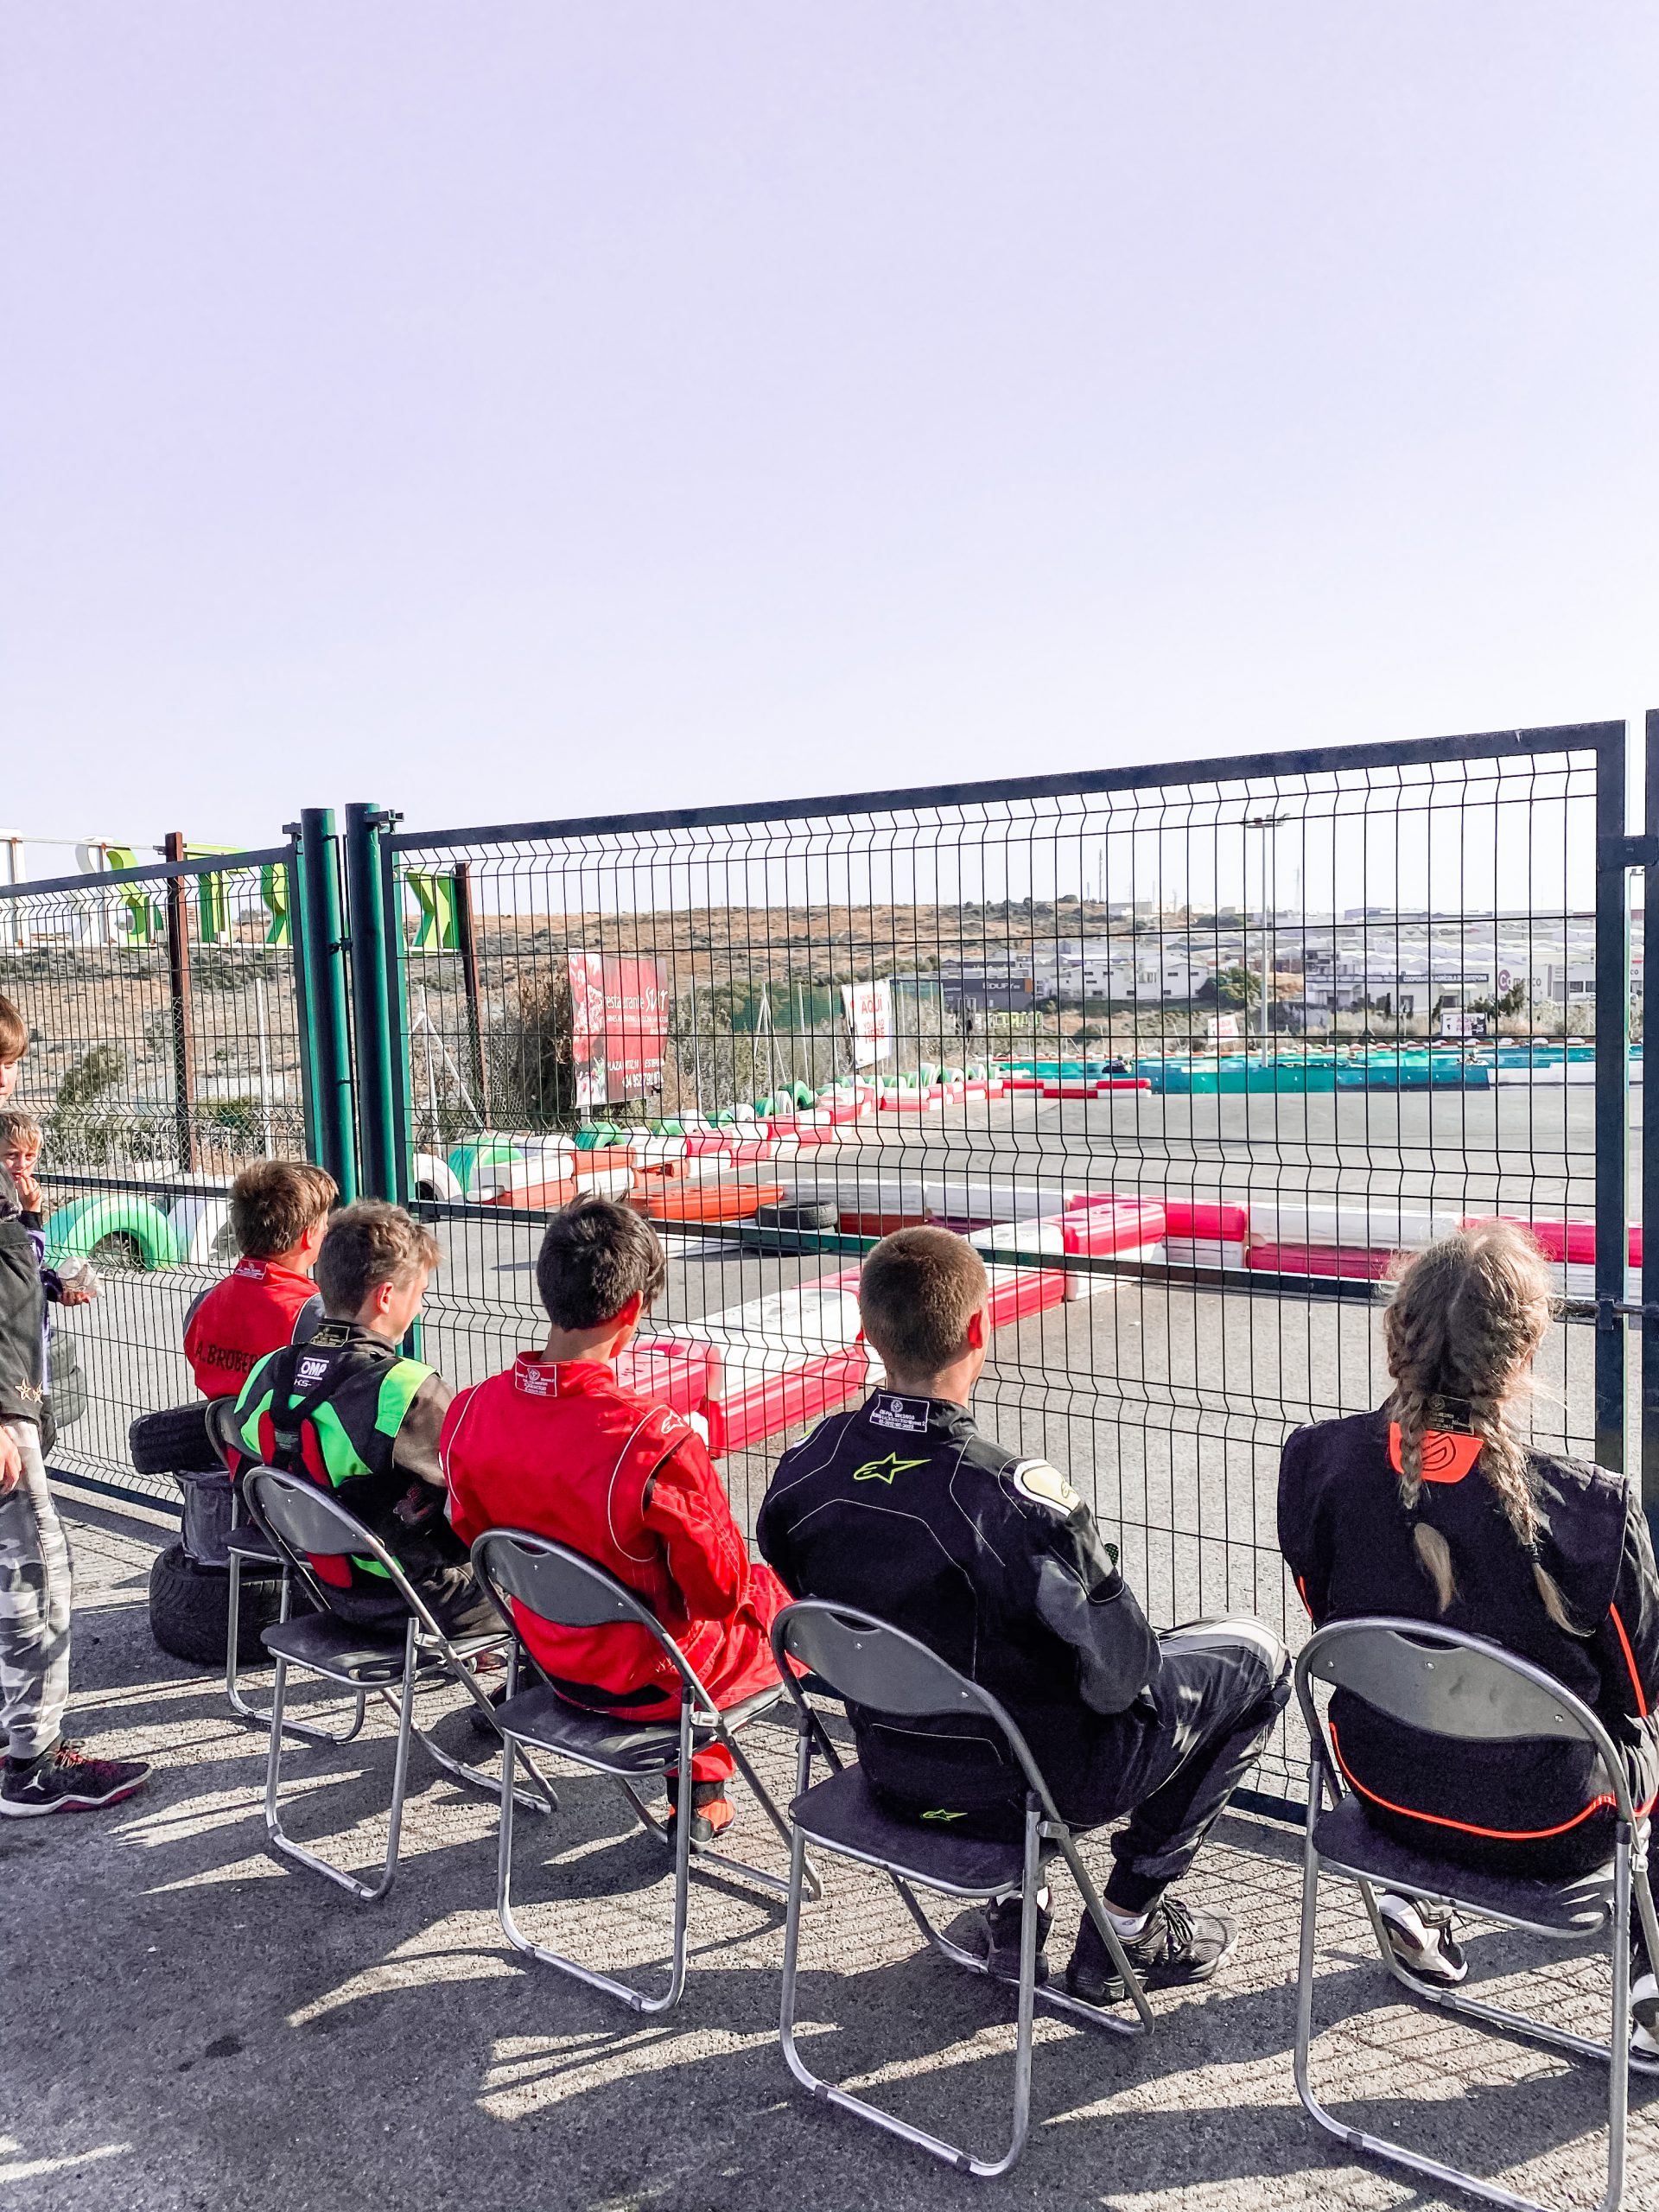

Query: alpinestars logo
850;1453;928;1485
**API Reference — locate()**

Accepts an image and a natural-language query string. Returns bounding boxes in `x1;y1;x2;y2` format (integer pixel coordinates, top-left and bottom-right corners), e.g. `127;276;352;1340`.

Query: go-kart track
48;1073;1605;1799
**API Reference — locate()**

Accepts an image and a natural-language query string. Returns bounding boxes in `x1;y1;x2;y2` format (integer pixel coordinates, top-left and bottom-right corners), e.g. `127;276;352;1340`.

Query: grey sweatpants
0;1419;71;1761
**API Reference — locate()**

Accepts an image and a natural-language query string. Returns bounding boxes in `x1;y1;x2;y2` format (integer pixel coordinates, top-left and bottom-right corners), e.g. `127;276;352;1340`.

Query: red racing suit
184;1258;323;1399
442;1354;787;1782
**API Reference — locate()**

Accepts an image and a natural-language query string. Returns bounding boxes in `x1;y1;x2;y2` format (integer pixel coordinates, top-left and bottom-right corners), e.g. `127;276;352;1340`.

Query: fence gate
378;718;1632;1810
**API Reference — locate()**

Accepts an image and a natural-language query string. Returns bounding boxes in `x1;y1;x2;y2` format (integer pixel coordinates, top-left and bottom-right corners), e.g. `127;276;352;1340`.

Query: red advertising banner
568;952;671;1108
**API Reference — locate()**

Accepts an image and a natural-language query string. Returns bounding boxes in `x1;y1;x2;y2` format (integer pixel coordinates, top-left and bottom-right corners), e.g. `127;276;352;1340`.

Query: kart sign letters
569;952;671;1108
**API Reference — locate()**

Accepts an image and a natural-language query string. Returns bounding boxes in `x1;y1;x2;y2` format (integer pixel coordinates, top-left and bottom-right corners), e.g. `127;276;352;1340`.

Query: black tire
130;1402;221;1476
752;1200;841;1231
148;1542;283;1669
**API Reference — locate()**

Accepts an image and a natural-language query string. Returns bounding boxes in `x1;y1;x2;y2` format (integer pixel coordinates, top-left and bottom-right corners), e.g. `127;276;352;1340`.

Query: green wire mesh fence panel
0;842;309;1507
388;721;1622;1809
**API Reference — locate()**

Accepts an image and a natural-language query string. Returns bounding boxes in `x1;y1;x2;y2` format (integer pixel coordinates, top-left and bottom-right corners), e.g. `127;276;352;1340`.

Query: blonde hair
1383;1221;1578;1633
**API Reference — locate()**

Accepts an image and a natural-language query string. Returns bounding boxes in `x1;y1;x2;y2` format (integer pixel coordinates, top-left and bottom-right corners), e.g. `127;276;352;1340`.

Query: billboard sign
842;977;894;1066
568;952;671;1108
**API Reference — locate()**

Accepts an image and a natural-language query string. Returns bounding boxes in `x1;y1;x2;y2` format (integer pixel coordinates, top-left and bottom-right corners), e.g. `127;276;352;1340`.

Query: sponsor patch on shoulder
868;1392;930;1433
1011;1459;1083;1515
295;1354;331;1387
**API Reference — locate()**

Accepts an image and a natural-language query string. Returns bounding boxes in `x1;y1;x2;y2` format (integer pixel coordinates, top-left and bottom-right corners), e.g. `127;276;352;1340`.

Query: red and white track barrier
1059;1199;1168;1299
1160;1202;1250;1270
1246;1242;1396;1281
969;1220;1069;1325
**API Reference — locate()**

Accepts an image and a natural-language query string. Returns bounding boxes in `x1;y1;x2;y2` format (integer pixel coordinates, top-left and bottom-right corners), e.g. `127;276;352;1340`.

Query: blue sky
3;3;1654;854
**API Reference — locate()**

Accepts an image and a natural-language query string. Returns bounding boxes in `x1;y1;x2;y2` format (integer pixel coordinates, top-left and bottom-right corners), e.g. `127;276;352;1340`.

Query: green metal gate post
378;830;416;1208
344;802;401;1202
296;808;358;1201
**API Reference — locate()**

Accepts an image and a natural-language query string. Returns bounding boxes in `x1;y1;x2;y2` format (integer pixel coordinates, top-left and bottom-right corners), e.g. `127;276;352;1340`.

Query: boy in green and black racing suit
211;1198;493;1637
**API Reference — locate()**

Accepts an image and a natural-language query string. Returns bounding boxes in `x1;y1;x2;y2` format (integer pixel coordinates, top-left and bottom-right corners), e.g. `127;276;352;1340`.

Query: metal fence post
1594;726;1630;1472
1644;709;1659;1545
162;830;200;1173
344;802;399;1201
297;808;358;1201
378;827;414;1207
285;824;319;1164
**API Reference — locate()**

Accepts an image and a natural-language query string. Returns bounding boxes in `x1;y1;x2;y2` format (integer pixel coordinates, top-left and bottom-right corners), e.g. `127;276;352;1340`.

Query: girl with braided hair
1279;1222;1659;2052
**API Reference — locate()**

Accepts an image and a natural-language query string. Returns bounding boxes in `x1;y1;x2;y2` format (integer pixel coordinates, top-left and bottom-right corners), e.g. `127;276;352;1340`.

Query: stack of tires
129;1403;286;1667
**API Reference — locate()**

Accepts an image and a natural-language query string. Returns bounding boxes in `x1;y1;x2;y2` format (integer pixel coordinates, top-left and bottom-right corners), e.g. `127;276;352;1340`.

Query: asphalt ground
6;1491;1654;2212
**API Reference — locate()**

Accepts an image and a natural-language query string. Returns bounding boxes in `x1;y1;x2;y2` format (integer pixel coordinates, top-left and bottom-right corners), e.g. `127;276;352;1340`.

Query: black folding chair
1294;1617;1659;2212
225;1505;367;1746
471;1529;816;2015
244;1468;556;1904
770;1599;1154;2178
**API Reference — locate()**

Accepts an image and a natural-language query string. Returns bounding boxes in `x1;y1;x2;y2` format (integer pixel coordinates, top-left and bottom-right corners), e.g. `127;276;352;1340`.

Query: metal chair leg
264;1623;418;1904
497;1710;694;2014
229;1553;369;1745
404;1633;557;1815
777;1792;1048;2175
891;1827;1152;2039
1294;1757;1634;2212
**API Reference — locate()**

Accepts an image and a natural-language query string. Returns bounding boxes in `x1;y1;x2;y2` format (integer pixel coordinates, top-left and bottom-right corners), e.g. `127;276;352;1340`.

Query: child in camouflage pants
0;995;148;1818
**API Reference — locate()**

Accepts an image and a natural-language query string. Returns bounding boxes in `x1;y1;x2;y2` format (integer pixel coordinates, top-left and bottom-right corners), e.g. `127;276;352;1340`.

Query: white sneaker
1376;1891;1468;1986
1632;1969;1658;2064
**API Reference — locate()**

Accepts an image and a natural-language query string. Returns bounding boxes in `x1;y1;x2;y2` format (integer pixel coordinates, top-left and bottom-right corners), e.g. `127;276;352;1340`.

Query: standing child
0;996;149;1817
0;1107;99;1456
182;1159;336;1398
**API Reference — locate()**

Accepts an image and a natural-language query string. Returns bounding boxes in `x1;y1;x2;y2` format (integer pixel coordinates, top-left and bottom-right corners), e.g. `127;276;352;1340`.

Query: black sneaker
663;1779;735;1846
0;1741;151;1819
467;1682;509;1738
1064;1893;1237;2005
969;1890;1052;1986
1376;1891;1467;1987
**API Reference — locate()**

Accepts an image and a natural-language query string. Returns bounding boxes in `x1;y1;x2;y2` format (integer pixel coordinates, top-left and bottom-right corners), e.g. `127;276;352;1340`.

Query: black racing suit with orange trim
1278;1408;1659;1878
760;1391;1292;1913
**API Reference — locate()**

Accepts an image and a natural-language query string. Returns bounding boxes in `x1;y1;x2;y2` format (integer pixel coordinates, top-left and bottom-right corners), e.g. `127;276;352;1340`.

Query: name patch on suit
868;1393;930;1434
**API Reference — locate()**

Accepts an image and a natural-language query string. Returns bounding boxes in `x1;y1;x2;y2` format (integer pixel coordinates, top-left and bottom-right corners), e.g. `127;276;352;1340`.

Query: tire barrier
48;1194;180;1272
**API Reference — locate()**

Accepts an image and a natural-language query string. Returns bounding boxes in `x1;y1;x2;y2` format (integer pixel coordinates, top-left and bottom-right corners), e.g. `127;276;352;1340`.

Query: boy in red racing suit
444;1194;787;1843
184;1160;336;1398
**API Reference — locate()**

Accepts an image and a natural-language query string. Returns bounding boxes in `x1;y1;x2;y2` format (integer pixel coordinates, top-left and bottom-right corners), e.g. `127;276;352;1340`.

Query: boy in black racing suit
759;1225;1291;2005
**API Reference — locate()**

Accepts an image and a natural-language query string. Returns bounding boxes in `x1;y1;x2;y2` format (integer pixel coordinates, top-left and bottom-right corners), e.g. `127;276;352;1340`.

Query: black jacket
757;1391;1160;1813
0;1170;45;1427
1279;1409;1659;1843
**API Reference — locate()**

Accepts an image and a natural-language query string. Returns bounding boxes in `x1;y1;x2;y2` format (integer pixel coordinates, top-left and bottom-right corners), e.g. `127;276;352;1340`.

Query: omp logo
850;1453;927;1485
296;1357;330;1386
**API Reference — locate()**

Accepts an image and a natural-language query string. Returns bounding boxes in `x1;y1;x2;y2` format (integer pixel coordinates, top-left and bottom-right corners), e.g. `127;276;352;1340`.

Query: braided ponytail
1382;1222;1580;1633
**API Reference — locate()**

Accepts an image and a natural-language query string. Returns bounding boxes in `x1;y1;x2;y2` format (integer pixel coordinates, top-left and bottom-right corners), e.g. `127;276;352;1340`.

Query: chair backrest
245;1465;380;1560
775;1600;993;1719
1297;1615;1634;1817
473;1528;661;1630
469;1529;705;1700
